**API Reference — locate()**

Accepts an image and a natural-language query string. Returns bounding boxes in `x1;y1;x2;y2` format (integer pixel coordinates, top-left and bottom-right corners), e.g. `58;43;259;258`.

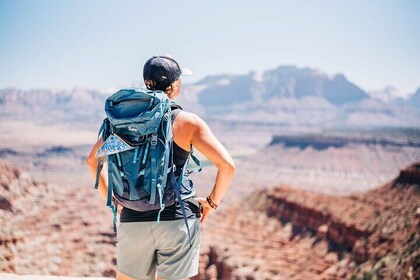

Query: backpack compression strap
149;133;158;205
187;147;202;175
167;102;201;246
94;119;118;233
155;112;173;222
172;148;194;247
151;102;180;206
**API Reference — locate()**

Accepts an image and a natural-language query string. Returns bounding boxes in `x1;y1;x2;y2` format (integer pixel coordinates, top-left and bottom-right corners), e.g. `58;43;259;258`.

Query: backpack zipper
110;98;150;106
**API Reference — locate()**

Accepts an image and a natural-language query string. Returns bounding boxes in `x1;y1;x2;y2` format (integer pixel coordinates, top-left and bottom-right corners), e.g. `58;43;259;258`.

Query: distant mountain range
1;66;419;128
176;66;419;127
0;87;108;126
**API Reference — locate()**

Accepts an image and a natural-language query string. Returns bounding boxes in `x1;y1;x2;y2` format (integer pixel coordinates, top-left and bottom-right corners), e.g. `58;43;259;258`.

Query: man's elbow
221;159;235;174
85;156;96;168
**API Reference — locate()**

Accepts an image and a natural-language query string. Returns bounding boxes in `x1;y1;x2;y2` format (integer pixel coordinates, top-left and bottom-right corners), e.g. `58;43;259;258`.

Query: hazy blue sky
1;0;419;95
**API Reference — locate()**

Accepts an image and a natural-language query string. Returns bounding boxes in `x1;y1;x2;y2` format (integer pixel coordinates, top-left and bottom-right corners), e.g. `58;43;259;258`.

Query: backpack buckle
163;112;170;121
151;134;158;145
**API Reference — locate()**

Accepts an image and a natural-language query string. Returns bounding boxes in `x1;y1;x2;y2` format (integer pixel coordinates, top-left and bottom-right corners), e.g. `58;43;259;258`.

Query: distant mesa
394;162;420;186
0;148;21;157
269;132;420;150
43;146;74;155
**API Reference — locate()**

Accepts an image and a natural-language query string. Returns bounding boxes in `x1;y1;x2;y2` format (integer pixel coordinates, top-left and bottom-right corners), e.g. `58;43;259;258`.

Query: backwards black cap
143;55;192;91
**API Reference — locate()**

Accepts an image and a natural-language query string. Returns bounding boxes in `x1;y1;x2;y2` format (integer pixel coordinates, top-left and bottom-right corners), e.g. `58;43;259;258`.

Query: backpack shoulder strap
170;100;183;111
97;118;108;139
171;109;182;122
171;101;183;124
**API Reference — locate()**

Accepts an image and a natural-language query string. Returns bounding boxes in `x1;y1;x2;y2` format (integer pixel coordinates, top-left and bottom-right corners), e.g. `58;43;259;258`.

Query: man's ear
169;85;175;98
165;84;174;98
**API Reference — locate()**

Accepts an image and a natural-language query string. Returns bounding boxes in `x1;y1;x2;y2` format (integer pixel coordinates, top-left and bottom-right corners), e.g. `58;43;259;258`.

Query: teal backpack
94;88;201;244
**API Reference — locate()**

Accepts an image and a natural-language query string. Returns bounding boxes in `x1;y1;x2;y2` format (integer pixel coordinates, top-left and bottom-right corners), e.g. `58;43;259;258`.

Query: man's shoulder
175;110;202;124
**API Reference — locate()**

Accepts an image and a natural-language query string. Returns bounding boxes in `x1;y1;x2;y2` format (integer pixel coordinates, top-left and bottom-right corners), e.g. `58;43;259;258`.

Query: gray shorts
117;218;201;280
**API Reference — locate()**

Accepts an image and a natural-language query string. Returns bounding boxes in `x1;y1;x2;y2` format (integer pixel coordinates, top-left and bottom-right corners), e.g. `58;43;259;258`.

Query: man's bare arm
189;113;235;221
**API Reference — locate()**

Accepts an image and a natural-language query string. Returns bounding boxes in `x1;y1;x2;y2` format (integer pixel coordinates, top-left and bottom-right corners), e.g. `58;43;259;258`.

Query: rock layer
1;160;419;279
198;162;419;279
0;161;117;277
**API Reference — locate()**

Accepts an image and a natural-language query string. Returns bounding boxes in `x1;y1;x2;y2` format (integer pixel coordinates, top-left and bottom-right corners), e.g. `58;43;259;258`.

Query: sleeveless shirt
120;108;201;222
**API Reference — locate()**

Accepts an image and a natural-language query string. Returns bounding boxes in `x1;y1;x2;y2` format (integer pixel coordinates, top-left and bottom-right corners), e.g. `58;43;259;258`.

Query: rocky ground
1;160;419;280
0;274;112;280
196;163;420;279
0;161;116;277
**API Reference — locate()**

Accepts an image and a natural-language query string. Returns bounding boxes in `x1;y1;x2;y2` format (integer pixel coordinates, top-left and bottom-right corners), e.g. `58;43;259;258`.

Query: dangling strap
156;118;173;222
106;172;113;208
156;185;165;223
94;119;107;189
149;134;158;204
105;170;118;233
94;158;103;189
159;113;173;202
174;153;193;247
95;118;118;233
112;200;118;233
188;149;202;175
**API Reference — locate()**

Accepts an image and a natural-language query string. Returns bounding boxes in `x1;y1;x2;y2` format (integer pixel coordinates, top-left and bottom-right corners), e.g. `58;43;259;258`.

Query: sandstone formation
1;160;418;279
197;162;419;279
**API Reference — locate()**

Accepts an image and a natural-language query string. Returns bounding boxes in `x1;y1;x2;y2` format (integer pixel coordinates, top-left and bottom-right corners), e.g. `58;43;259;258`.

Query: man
86;55;235;280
